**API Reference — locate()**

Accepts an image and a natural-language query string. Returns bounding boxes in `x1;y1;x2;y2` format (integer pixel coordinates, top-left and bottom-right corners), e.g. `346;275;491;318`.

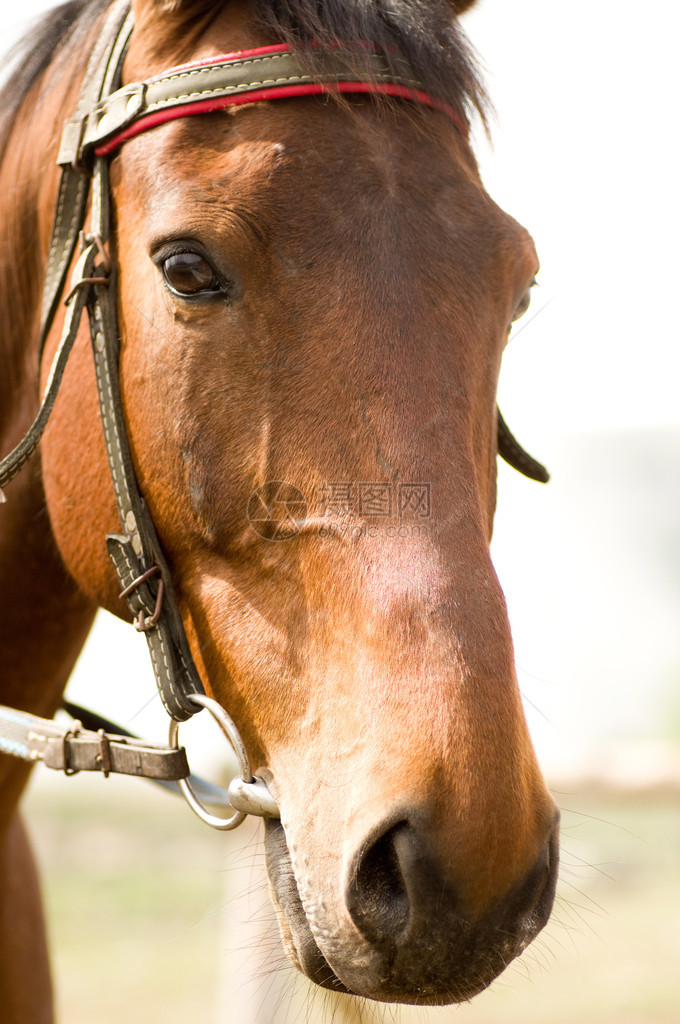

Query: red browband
94;43;467;157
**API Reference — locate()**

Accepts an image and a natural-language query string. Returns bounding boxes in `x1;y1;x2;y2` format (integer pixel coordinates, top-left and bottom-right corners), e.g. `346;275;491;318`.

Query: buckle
58;83;147;172
58;116;88;172
61;720;82;776
119;565;165;632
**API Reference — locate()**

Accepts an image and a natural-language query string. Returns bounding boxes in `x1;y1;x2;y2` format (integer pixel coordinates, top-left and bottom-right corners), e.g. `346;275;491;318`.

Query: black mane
1;0;487;148
252;0;488;124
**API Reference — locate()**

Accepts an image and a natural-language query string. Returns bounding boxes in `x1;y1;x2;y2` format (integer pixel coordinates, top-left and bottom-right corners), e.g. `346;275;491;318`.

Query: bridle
0;0;547;829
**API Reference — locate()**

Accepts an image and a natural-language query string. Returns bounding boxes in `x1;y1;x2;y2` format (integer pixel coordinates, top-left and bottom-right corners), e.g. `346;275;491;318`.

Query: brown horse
0;0;558;1019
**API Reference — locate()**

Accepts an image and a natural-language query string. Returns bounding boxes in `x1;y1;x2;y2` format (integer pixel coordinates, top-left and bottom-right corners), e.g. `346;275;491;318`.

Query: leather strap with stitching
58;45;463;164
84;165;205;718
40;0;133;358
0;245;98;490
0;2;205;720
0;1;133;489
0;704;189;780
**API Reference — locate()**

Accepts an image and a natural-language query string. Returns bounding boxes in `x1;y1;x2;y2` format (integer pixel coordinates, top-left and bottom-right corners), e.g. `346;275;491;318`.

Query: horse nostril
346;821;411;945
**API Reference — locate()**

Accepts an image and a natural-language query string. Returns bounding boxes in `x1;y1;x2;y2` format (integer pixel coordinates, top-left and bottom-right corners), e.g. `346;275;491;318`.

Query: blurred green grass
23;775;680;1024
24;774;232;1023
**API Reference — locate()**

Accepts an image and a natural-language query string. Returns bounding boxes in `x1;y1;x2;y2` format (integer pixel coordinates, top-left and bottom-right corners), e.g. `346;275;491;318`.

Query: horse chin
264;817;559;1006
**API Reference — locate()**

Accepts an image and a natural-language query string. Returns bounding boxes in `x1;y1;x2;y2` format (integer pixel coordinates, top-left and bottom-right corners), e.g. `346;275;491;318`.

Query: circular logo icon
246;481;308;541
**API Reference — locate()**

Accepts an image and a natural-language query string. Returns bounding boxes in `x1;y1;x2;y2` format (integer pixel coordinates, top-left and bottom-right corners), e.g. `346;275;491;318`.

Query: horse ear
448;0;478;13
131;0;481;24
131;0;215;18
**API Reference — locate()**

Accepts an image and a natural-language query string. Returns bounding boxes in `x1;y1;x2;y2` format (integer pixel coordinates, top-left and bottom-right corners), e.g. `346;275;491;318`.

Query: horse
0;0;559;1020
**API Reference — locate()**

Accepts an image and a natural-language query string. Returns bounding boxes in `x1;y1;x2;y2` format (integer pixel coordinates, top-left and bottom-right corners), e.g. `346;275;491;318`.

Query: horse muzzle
264;806;560;1005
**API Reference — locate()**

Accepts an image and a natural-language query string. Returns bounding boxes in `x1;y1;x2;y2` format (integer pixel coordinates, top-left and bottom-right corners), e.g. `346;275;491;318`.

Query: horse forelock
248;0;489;126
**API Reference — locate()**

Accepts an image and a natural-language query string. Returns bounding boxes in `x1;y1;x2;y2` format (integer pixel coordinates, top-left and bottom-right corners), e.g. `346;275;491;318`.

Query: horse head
30;0;559;1005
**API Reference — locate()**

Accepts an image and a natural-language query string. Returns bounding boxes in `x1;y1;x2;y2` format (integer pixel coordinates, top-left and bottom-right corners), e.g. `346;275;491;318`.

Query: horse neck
0;15;100;729
0;11;102;444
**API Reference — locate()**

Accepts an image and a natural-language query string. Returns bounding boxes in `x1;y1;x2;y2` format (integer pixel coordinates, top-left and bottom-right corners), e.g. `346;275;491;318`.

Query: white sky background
1;0;678;778
466;0;680;777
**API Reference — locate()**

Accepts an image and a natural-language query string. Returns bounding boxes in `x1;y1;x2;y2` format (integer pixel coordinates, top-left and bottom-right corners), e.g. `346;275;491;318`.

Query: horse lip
518;810;561;942
263;819;350;994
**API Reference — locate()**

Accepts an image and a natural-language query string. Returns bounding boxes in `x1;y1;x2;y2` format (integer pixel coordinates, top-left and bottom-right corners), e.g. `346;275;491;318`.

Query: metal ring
169;693;251;831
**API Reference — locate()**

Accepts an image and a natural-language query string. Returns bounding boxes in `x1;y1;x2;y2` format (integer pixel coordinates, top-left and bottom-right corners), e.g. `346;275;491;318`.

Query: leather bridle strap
0;3;205;721
0;0;133;491
41;0;134;359
86;162;206;720
58;42;468;166
0;703;189;780
0;698;278;819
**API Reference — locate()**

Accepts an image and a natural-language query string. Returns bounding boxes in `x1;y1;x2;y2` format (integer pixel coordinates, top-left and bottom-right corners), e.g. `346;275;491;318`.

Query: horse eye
511;291;532;322
161;252;221;297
